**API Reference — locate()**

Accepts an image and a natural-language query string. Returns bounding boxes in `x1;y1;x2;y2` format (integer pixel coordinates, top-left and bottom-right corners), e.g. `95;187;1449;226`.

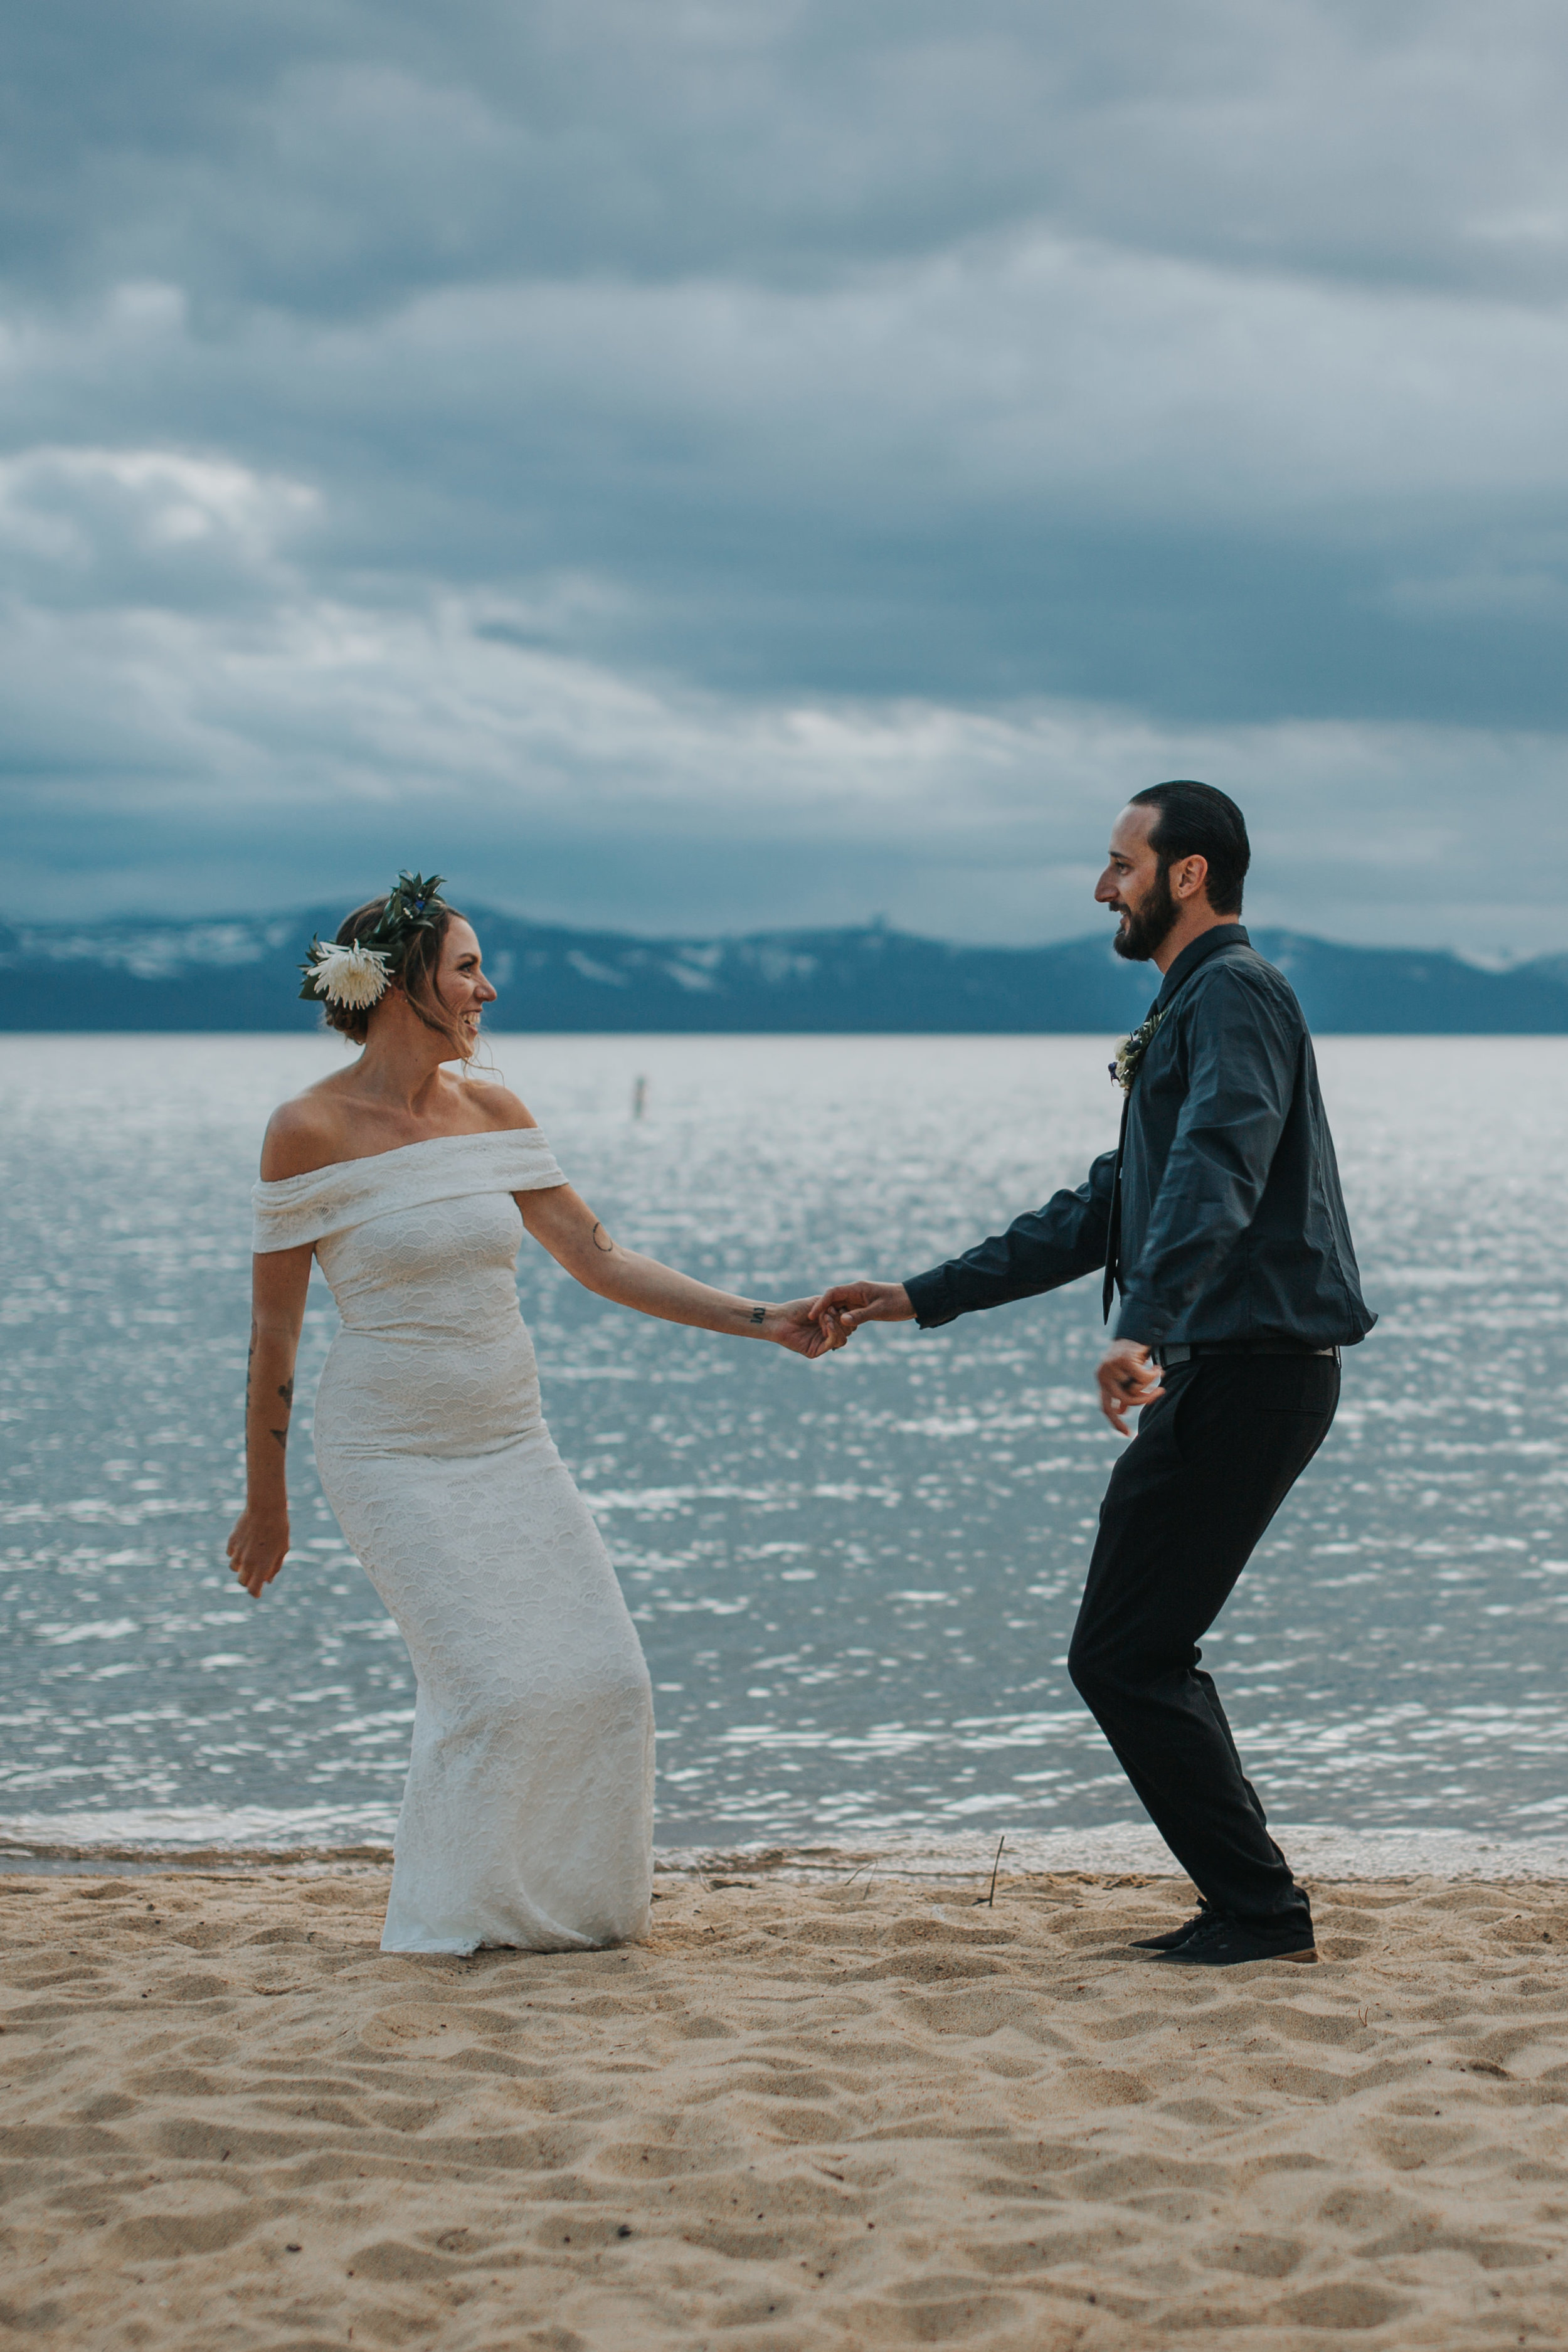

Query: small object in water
632;1075;648;1120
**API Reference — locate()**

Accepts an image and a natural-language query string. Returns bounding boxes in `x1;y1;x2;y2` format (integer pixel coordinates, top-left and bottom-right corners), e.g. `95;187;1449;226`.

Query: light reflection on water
1;1033;1565;1855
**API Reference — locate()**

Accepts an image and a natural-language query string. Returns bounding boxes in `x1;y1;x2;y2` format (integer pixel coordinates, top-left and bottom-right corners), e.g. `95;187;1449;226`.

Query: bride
226;873;839;1956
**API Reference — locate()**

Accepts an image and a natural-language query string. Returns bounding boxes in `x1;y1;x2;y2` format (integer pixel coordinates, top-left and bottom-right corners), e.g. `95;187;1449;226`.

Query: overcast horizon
5;3;1567;954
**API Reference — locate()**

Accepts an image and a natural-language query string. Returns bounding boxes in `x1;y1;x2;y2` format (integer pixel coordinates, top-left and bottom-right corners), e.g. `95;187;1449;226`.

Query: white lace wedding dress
252;1128;655;1954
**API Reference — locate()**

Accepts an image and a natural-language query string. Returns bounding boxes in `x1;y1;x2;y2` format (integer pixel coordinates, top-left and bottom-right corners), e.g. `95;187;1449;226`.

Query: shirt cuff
903;1266;956;1329
1113;1290;1173;1347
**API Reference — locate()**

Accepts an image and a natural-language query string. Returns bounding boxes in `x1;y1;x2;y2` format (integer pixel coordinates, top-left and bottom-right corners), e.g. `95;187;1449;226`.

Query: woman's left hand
766;1299;849;1359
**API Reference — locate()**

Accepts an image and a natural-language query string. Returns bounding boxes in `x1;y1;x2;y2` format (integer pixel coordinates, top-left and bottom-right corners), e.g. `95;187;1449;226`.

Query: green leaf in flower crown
298;935;328;1000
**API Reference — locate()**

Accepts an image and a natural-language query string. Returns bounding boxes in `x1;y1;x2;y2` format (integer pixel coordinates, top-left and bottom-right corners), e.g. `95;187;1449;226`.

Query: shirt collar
1156;921;1250;1007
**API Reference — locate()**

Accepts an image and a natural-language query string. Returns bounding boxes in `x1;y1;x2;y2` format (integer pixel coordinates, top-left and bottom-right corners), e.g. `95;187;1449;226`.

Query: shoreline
7;1820;1568;1883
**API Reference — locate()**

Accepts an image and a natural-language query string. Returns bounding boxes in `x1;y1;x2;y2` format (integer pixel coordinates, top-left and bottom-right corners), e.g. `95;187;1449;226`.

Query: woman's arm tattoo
590;1221;615;1254
259;1360;291;1451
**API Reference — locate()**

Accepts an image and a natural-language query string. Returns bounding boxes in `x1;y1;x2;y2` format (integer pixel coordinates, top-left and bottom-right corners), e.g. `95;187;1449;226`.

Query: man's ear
1173;854;1210;904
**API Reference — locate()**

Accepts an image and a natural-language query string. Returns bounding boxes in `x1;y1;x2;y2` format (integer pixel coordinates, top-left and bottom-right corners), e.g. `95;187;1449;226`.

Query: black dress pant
1067;1352;1339;1929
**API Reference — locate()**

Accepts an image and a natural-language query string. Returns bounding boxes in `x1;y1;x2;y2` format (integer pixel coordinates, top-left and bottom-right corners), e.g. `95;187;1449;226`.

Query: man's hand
1096;1339;1163;1435
765;1298;850;1359
810;1280;914;1345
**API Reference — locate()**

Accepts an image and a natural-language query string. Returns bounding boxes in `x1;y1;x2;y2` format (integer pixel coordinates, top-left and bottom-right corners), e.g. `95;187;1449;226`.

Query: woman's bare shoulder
258;1077;540;1181
472;1084;540;1133
258;1086;358;1182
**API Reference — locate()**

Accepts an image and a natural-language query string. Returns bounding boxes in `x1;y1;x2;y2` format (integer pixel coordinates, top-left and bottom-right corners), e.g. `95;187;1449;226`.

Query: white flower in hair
305;939;393;1010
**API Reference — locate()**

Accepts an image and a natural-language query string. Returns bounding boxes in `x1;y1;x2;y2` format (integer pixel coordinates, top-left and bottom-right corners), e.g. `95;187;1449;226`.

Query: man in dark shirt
813;782;1374;1968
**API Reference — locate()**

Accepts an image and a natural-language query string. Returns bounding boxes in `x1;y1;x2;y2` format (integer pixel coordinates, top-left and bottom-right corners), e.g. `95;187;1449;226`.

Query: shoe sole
1163;1944;1317;1968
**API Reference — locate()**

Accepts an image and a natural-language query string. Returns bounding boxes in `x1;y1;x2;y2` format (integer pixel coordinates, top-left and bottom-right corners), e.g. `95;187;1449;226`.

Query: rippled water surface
3;1034;1566;1857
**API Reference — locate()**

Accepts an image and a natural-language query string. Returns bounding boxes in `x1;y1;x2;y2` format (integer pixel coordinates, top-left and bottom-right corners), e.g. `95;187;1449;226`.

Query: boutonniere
1110;1003;1167;1094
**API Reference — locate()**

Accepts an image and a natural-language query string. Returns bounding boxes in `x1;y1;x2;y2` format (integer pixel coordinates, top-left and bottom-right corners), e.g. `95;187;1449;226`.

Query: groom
815;782;1374;1966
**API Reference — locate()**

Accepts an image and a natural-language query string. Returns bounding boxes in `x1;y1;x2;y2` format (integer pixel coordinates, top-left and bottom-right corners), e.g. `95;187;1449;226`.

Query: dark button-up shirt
903;924;1375;1350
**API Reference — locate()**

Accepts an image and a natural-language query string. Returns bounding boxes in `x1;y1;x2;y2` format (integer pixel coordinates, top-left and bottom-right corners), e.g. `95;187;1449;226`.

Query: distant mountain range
3;908;1566;1034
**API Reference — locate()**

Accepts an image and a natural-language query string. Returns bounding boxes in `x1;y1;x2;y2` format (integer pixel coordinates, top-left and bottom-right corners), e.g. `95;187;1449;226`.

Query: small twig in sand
977;1836;1005;1909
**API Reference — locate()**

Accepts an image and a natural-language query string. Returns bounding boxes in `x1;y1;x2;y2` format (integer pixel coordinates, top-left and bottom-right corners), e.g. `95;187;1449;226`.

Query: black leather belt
1153;1341;1340;1367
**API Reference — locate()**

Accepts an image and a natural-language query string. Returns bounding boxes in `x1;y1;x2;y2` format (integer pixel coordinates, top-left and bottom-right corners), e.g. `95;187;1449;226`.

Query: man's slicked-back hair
1128;780;1250;917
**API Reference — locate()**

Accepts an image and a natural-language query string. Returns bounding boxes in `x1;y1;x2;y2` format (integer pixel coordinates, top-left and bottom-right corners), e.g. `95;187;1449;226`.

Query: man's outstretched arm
815;1148;1118;1335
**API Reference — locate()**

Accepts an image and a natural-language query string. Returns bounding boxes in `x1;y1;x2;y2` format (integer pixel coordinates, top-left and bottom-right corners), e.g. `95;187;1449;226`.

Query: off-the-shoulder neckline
255;1125;549;1191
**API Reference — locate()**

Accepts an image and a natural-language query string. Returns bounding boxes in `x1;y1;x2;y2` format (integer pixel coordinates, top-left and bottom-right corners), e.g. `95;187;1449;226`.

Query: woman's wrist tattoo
748;1305;766;1324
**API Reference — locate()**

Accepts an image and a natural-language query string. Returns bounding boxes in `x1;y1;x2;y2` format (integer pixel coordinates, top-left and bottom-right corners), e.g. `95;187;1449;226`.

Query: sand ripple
1;1867;1566;2347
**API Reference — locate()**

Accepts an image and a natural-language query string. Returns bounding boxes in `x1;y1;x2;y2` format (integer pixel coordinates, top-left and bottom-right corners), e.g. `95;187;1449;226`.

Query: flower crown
299;872;449;1012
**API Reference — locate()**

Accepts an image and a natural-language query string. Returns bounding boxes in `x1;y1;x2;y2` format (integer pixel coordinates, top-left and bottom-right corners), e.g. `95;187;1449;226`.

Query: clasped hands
777;1283;1163;1431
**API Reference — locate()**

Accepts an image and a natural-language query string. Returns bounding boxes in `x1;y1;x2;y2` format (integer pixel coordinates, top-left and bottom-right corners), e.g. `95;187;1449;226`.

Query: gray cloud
2;1;1565;947
11;3;1568;305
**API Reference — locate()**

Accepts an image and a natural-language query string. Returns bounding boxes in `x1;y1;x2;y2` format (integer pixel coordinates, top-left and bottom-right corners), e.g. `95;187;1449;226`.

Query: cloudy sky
4;1;1567;950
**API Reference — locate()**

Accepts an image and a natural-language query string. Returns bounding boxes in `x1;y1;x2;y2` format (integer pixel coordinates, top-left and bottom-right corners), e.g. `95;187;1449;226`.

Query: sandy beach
1;1863;1565;2350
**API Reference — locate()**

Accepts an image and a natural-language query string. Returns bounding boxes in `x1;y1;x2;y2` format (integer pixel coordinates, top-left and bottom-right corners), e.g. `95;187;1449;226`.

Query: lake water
3;1033;1567;1875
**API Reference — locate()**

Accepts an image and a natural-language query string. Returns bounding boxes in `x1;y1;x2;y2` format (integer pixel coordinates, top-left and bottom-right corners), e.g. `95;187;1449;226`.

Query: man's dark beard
1112;861;1180;962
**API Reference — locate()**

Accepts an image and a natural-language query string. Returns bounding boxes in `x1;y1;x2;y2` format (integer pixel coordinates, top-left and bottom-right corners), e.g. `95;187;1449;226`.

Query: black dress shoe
1159;1915;1316;1968
1130;1907;1213;1952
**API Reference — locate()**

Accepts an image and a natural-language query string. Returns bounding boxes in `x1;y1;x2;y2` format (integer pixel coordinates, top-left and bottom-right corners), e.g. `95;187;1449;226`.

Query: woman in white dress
226;874;837;1956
